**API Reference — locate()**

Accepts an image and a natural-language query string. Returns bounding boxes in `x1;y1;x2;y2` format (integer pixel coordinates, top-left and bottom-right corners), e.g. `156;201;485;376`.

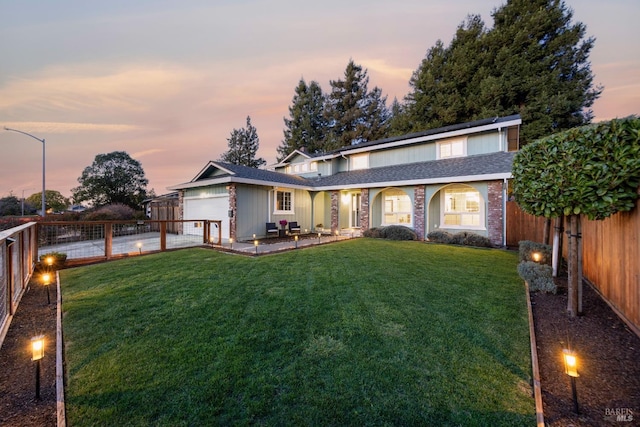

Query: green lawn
61;239;535;426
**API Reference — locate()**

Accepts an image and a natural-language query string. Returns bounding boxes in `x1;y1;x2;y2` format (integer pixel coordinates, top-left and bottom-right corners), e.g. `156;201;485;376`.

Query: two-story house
167;114;521;246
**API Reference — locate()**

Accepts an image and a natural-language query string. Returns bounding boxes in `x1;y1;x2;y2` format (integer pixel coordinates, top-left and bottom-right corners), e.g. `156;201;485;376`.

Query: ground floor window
274;190;293;214
383;189;412;225
441;184;483;228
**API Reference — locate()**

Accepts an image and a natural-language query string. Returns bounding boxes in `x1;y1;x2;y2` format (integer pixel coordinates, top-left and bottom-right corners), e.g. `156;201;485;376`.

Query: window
438;138;466;159
274;190;293;214
310;161;318;171
441;185;483;228
383;190;412;225
351;153;369;170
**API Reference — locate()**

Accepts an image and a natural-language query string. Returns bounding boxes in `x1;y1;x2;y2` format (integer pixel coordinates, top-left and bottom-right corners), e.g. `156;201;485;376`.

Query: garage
183;195;230;240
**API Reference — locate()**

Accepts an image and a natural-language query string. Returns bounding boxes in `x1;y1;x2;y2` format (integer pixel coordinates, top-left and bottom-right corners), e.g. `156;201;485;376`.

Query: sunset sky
1;0;638;201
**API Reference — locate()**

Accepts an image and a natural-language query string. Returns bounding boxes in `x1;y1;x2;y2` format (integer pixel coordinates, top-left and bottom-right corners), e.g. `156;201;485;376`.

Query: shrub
39;251;67;267
381;225;417;240
517;261;557;293
518;240;552;265
450;231;493;248
426;230;453;244
363;227;384;238
83;204;136;221
364;226;416;240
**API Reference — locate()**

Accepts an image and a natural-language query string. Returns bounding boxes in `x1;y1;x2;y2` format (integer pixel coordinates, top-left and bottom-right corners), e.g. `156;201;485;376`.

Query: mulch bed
531;277;640;426
0;280;57;427
1;268;639;426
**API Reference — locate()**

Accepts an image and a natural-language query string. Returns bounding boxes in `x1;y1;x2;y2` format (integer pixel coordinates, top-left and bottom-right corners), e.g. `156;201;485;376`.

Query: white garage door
184;196;230;240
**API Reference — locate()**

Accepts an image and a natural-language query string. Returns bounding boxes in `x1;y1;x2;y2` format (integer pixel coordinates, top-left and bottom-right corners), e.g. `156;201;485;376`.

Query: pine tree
219;116;266;168
277;79;327;161
324;60;390;151
403;16;489;132
483;0;601;142
398;1;601;142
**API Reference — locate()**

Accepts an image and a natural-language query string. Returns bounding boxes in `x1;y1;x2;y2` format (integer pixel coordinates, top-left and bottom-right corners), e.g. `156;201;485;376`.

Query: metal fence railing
37;220;222;262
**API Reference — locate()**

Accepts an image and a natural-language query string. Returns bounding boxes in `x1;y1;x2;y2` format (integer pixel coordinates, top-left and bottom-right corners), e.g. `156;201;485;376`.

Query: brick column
178;190;184;235
330;190;339;234
414;185;426;241
487;180;504;246
360;188;369;232
228;184;237;241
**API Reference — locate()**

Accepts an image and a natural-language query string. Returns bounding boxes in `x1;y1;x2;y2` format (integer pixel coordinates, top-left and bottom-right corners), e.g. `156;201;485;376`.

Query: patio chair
288;221;301;234
266;222;279;237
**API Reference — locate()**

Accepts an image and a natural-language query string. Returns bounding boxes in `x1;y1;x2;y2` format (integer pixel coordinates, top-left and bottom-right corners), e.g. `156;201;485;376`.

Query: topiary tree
512;117;640;316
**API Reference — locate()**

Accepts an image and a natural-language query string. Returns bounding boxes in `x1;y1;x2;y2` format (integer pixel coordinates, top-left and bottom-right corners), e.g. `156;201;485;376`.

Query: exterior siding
369;144;436;168
467;132;503;156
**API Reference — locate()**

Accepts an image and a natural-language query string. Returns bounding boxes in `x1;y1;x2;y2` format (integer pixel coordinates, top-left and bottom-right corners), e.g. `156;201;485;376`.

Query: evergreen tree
277;79;327;161
483;0;601;142
324;60;390;151
399;0;601;143
219;116;266;168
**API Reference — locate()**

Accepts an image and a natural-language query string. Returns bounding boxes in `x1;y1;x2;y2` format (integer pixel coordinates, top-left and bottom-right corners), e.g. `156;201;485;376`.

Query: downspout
503;178;508;247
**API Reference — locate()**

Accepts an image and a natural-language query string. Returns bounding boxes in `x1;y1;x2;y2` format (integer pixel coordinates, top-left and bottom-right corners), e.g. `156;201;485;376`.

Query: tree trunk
552;215;564;277
567;215;579;317
577;216;583;315
543;218;551;245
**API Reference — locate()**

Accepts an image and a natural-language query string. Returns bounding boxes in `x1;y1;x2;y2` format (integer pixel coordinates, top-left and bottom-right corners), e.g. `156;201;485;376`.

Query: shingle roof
325;114;521;154
311;151;516;188
173;151;515;191
212;162;311;186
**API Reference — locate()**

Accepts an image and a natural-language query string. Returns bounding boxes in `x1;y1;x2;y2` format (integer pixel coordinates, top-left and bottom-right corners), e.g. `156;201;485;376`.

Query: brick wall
487;180;505;246
330;190;339;233
360;188;369;232
414;186;426;240
228;184;237;241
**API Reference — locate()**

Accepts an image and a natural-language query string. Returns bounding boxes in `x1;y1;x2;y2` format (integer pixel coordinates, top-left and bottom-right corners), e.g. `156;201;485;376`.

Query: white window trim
439;185;485;230
381;190;413;227
350;153;369;170
273;189;295;215
437;137;467;160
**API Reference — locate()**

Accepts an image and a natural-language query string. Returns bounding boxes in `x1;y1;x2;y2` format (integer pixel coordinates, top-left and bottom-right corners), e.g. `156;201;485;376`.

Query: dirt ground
1;267;639;426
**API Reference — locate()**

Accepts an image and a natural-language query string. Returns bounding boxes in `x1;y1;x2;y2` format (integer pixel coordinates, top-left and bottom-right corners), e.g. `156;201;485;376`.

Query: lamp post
4;127;46;217
31;335;45;399
563;349;580;414
42;272;52;305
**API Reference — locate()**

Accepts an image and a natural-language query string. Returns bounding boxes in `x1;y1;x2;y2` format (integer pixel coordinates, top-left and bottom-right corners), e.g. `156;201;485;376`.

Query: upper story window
438;138;466;159
351;153;369;170
274;190;294;214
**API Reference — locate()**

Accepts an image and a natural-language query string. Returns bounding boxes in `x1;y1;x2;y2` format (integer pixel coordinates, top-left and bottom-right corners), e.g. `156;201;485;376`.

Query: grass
60;239;535;426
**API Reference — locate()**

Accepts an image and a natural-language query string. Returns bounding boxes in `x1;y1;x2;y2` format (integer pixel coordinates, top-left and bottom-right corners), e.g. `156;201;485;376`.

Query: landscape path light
41;272;51;304
562;348;580;414
229;237;233;250
532;252;542;262
31;335;45;399
317;232;321;242
254;239;259;254
294;235;298;249
136;242;143;254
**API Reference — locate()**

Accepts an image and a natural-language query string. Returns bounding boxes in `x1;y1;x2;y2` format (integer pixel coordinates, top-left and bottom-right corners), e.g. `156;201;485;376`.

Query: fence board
506;199;640;335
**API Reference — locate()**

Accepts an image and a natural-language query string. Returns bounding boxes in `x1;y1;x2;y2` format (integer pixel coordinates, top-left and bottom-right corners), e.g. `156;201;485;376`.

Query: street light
4;127;46;217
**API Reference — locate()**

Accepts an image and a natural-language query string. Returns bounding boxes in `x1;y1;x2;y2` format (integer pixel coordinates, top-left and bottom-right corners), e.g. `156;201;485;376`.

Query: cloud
0;63;200;115
2;121;143;134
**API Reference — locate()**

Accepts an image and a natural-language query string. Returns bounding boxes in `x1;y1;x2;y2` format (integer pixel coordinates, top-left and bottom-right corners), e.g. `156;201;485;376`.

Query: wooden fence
0;222;38;348
506;200;640;335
